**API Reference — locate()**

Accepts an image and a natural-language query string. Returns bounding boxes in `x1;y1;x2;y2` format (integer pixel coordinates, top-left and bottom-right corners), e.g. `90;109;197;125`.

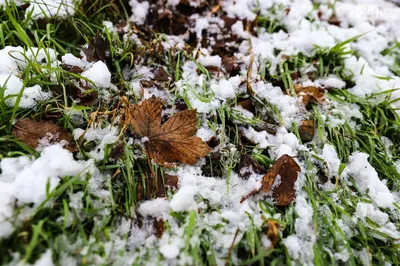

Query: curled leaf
294;84;326;106
241;154;301;206
298;120;315;142
130;96;210;166
82;33;110;63
265;219;280;248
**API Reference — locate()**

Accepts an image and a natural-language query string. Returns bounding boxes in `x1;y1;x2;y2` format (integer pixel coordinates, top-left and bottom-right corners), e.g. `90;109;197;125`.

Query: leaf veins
130;96;210;166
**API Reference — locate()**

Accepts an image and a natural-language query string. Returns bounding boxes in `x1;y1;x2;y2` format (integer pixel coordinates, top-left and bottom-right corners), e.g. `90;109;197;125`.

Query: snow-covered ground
1;0;400;265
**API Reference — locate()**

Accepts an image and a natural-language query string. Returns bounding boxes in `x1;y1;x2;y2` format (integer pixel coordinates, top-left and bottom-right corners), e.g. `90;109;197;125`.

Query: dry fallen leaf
298;120;315;142
82;33;110;63
12;118;76;152
241;154;301;206
294;84;326;106
237;154;266;179
130;96;210;166
264;219;280;248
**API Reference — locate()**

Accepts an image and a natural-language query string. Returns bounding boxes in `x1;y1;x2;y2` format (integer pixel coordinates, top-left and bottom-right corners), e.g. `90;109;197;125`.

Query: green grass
0;0;400;265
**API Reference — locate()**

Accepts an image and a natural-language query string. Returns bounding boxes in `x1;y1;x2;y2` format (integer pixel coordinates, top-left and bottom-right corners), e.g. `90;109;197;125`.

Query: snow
0;46;58;108
342;152;395;209
62;53;89;68
129;0;149;25
159;244;180;259
211;79;236;100
26;0;75;19
322;144;341;177
315;75;346;89
197;55;222;68
82;61;112;89
252;81;300;126
283;194;316;265
138;198;170;220
0;73;51;108
0;145;84;238
2;0;400;264
73;125;119;161
169;186;197;212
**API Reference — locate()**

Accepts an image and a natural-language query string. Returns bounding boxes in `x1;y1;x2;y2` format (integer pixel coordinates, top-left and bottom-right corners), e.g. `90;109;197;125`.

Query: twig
225;228;240;266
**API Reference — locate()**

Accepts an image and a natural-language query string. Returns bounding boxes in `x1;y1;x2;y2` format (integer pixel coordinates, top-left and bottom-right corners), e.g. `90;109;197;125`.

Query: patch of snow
26;0;75;19
0;73;52;108
0;145;84;238
138;198;170;220
82;61;111;89
73;125;119;161
129;0;149;25
342;152;395;209
197;55;222;68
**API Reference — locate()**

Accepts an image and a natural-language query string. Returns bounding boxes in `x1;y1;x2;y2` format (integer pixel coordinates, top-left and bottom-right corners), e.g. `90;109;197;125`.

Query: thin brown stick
225;228;240;266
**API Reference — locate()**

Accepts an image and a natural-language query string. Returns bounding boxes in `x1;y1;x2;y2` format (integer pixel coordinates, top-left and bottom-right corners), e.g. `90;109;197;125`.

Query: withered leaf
237;98;255;114
265;219;280;248
298;120;315;142
241;154;301;206
154;67;169;81
130;96;210;166
12;118;76;152
82;33;110;63
154;218;165;238
237;154;266;179
294;85;326;106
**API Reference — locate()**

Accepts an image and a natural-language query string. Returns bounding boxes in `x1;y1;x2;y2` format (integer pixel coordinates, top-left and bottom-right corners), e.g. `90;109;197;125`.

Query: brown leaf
222;56;239;75
298;120;314;143
328;16;341;26
12;118;76;152
241;155;300;206
237;98;255;114
265;219;280;248
294;85;326;106
206;136;220;148
82;33;110;63
154;219;165;238
154;67;169;81
237;154;266;179
130;96;210;166
164;174;178;190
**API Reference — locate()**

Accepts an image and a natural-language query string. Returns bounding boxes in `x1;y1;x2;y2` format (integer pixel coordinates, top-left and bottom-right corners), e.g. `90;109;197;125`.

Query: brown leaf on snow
130;96;210;166
241;154;301;206
294;84;326;106
12;118;76;151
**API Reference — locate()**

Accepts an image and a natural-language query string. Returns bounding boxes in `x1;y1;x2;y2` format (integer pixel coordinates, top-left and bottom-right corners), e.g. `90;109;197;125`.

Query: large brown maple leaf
130;97;210;166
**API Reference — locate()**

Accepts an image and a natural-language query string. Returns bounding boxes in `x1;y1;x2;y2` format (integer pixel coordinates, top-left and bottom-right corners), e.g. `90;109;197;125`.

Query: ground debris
241;154;301;206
